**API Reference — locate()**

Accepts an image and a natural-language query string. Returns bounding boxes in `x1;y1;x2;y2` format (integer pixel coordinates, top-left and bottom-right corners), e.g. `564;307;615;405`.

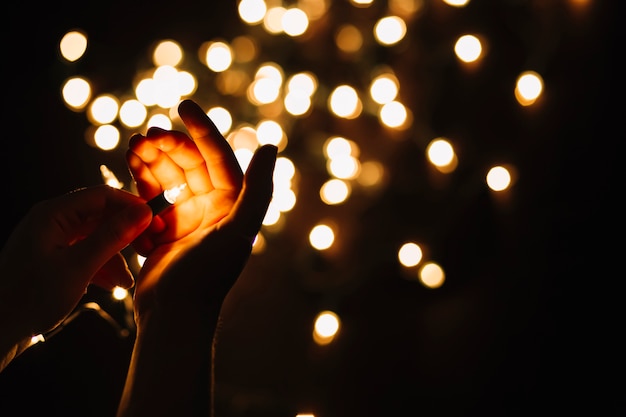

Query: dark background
1;1;623;416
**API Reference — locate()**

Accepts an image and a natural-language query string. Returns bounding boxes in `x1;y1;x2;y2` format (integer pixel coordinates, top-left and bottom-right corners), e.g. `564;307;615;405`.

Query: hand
126;99;277;321
0;186;152;350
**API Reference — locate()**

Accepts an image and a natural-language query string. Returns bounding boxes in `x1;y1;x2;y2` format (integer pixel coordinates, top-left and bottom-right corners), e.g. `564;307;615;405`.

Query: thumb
69;203;153;274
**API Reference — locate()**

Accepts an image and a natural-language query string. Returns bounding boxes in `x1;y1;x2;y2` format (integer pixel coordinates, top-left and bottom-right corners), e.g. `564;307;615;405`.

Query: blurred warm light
296;414;315;417
62;77;91;110
309;224;335;250
335;24;363;54
59;30;87;62
374;16;407;46
136;254;146;268
205;41;233;72
379;100;410;129
351;0;374;6
146;113;173;130
328;156;360;180
100;165;124;189
427;138;454;166
264;6;286;34
486;165;512;191
93;125;120;151
256;119;285;146
273;187;297;212
389;0;424;16
299;0;328;20
515;70;543;106
153;40;183;67
152;65;184;108
283;8;309;37
238;0;267;25
328;85;362;119
119;99;148;128
443;0;470;6
112;287;128;300
313;310;341;345
88;94;119;125
398;242;423;267
320;179;351;205
207;106;233;135
229;126;259;151
357;161;385;187
325;136;358;158
251;232;266;254
370;74;399;104
454;34;483;63
419;262;445;288
232;36;258;63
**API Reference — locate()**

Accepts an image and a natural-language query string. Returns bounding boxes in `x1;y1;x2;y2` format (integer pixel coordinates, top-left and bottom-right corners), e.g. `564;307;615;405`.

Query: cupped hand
126;100;277;320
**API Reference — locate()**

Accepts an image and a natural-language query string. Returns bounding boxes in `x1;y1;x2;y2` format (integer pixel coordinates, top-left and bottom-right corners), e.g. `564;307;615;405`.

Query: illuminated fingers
177;100;243;193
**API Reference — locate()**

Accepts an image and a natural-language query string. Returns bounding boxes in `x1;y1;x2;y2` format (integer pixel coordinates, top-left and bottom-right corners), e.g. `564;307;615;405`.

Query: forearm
116;310;220;417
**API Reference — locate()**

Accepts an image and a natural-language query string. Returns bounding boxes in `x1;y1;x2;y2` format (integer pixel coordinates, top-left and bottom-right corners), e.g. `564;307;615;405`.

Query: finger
227;144;277;240
178;99;243;192
68;203;153;280
142;130;213;195
91;252;134;290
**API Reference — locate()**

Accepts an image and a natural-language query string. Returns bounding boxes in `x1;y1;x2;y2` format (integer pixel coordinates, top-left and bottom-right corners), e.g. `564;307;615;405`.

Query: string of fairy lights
38;0;589;381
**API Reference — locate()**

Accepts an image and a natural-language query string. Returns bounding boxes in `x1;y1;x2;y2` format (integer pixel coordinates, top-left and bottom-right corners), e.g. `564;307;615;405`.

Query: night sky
1;1;622;416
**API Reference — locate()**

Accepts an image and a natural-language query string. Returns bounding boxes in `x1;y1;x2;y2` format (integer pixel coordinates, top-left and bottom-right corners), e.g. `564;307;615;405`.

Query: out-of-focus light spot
374;16;407;46
313;310;341;345
287;72;317;96
398;242;423;267
357;160;385;187
379;100;409;128
88;95;119;125
351;0;374;6
264;6;286;34
251;232;266;254
249;77;282;104
283;8;309;37
263;202;282;225
336;24;363;54
177;71;197;96
389;0;424;16
137;254;146;268
229;126;259;151
238;0;267;24
296;414;316;417
328;156;360;180
426;138;456;168
320;179;351;205
135;78;157;106
273;187;297;212
256;119;284;146
419;262;445;289
207;107;233;135
100;165;124;189
325;136;358;158
443;0;470;6
152;65;183;108
515;70;543;106
205;41;233;72
147;113;172;129
298;0;328;20
370;74;399;104
454;34;482;63
119;99;147;128
328;85;362;119
62;77;91;110
309;224;335;250
153;40;183;67
94;125;120;151
59;30;87;62
235;147;255;172
112;286;128;300
232;36;258;63
486;165;512;191
285;91;312;116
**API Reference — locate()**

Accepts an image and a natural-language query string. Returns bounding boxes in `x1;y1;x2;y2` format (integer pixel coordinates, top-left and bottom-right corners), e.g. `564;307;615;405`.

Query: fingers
227;144;277;240
91;252;135;290
68;202;153;280
178;99;244;192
